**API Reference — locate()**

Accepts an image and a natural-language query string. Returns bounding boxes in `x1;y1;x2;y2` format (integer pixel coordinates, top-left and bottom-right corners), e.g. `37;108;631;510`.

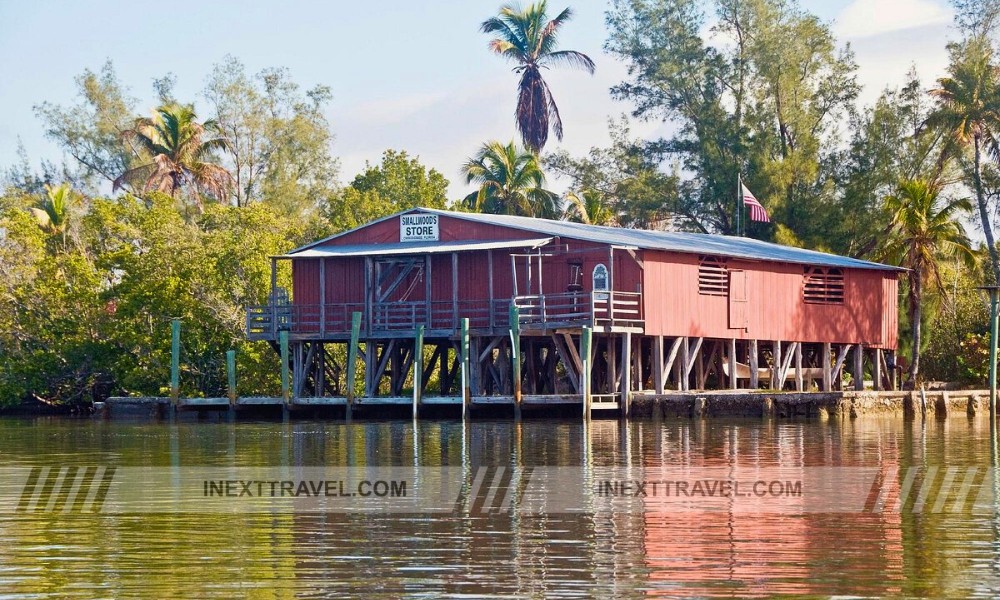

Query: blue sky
0;0;958;198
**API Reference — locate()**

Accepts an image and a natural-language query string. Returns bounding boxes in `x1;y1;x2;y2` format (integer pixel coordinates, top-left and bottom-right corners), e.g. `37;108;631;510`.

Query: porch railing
246;291;642;340
511;291;643;328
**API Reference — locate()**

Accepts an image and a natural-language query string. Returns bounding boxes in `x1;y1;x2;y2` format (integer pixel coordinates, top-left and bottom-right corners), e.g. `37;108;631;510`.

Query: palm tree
462;140;559;218
926;36;1000;283
876;179;975;383
481;2;595;154
29;183;78;248
563;189;617;225
114;103;231;210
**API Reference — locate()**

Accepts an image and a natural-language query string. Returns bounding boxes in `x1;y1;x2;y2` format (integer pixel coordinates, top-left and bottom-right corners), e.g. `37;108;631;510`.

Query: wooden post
872;348;882;391
270;258;278;339
510;305;522;418
170;318;180;406
413;325;424;419
749;339;759;389
621;334;632;417
461;318;470;419
319;258;326;337
854;343;865;391
279;330;290;404
728;338;737;389
452;252;459;329
608;336;618;394
581;326;592;419
226;349;237;406
795;342;803;391
679;337;690;391
487;251;495;327
772;341;782;391
653;335;665;394
346;312;361;415
822;342;832;392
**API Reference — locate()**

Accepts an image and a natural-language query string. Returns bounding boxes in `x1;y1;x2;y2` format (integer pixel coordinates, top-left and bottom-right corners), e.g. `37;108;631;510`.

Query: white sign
400;214;439;242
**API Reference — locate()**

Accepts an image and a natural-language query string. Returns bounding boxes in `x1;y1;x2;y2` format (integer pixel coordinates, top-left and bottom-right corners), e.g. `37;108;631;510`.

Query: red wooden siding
288;211;899;348
642;250;898;347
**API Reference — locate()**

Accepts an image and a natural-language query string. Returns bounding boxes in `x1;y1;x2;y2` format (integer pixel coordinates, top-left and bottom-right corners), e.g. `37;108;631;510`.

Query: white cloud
835;0;951;39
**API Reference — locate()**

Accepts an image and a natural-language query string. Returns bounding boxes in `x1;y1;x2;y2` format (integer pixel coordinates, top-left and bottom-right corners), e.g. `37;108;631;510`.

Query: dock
96;388;990;420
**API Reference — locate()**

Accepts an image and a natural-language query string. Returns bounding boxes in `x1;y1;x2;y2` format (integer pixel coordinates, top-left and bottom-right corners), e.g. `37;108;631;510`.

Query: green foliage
926;36;1000;283
33;61;138;189
605;0;859;244
324;149;449;232
114;103;231;212
0;192;303;406
462;140;560;218
481;1;595;153
875;179;975;381
546;118;680;228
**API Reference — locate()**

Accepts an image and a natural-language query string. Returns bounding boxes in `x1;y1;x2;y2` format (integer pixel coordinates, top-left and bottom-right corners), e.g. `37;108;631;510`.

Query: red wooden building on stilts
246;207;900;415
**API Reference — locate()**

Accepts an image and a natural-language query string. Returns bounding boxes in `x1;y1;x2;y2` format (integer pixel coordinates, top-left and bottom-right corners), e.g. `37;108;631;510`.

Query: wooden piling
581;326;592;419
279;330;290;404
346;311;362;417
226;349;237;406
460;318;470;419
170;318;180;407
413;325;424;419
622;334;632;417
510;305;522;419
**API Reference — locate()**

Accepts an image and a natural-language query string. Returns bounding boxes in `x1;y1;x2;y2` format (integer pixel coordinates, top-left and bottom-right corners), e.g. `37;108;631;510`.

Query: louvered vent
803;267;845;304
698;256;729;296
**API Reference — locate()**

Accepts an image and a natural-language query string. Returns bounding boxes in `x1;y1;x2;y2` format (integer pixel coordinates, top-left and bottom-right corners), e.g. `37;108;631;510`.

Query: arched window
593;263;609;296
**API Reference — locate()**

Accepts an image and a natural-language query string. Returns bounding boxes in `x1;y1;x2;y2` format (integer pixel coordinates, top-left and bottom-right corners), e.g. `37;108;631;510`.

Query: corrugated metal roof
412;209;902;272
281;237;552;258
290;207;902;272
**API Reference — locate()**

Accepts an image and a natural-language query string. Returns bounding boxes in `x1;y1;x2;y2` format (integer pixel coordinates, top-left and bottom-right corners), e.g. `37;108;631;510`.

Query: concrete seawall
96;389;994;420
630;390;990;420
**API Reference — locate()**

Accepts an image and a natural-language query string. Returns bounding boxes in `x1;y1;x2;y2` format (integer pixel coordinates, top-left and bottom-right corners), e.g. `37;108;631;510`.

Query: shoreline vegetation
4;0;1000;410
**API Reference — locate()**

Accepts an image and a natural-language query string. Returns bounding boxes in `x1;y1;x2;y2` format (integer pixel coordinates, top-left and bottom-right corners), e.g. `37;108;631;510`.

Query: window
592;264;609;299
698;256;729;296
803;266;845;304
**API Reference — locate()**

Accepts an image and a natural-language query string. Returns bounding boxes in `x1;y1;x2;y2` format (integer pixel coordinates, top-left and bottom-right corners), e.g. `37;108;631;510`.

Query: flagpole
736;173;741;237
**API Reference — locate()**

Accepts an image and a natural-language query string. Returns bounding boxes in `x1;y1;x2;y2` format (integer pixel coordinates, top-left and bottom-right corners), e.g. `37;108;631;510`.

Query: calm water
1;414;999;598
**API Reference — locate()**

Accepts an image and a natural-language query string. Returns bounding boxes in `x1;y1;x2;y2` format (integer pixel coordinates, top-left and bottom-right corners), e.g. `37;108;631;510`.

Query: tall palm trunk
909;269;922;383
974;135;1000;284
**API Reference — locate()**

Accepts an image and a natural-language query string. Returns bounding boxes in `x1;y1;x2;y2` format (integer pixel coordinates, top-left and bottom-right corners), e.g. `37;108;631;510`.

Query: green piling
170;318;180;406
413;325;424;419
226;349;237;407
509;304;521;419
279;330;290;406
461;318;470;419
346;311;362;416
990;289;999;423
581;326;592;419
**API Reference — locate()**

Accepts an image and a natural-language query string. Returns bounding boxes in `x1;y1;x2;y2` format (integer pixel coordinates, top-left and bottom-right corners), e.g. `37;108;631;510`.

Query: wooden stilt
854;344;865;391
621;333;632;417
679;337;690;391
653;335;665;394
581;327;592;419
749;339;759;389
872;348;882;391
772;341;782;391
461;318;470;419
795;342;804;391
510;305;522;419
728;339;737;390
683;337;703;391
413;325;424;419
346;312;361;418
608;335;618;394
822;342;832;392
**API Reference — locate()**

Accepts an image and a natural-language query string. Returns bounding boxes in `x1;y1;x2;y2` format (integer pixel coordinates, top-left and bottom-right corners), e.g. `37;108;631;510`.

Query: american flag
741;184;770;223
